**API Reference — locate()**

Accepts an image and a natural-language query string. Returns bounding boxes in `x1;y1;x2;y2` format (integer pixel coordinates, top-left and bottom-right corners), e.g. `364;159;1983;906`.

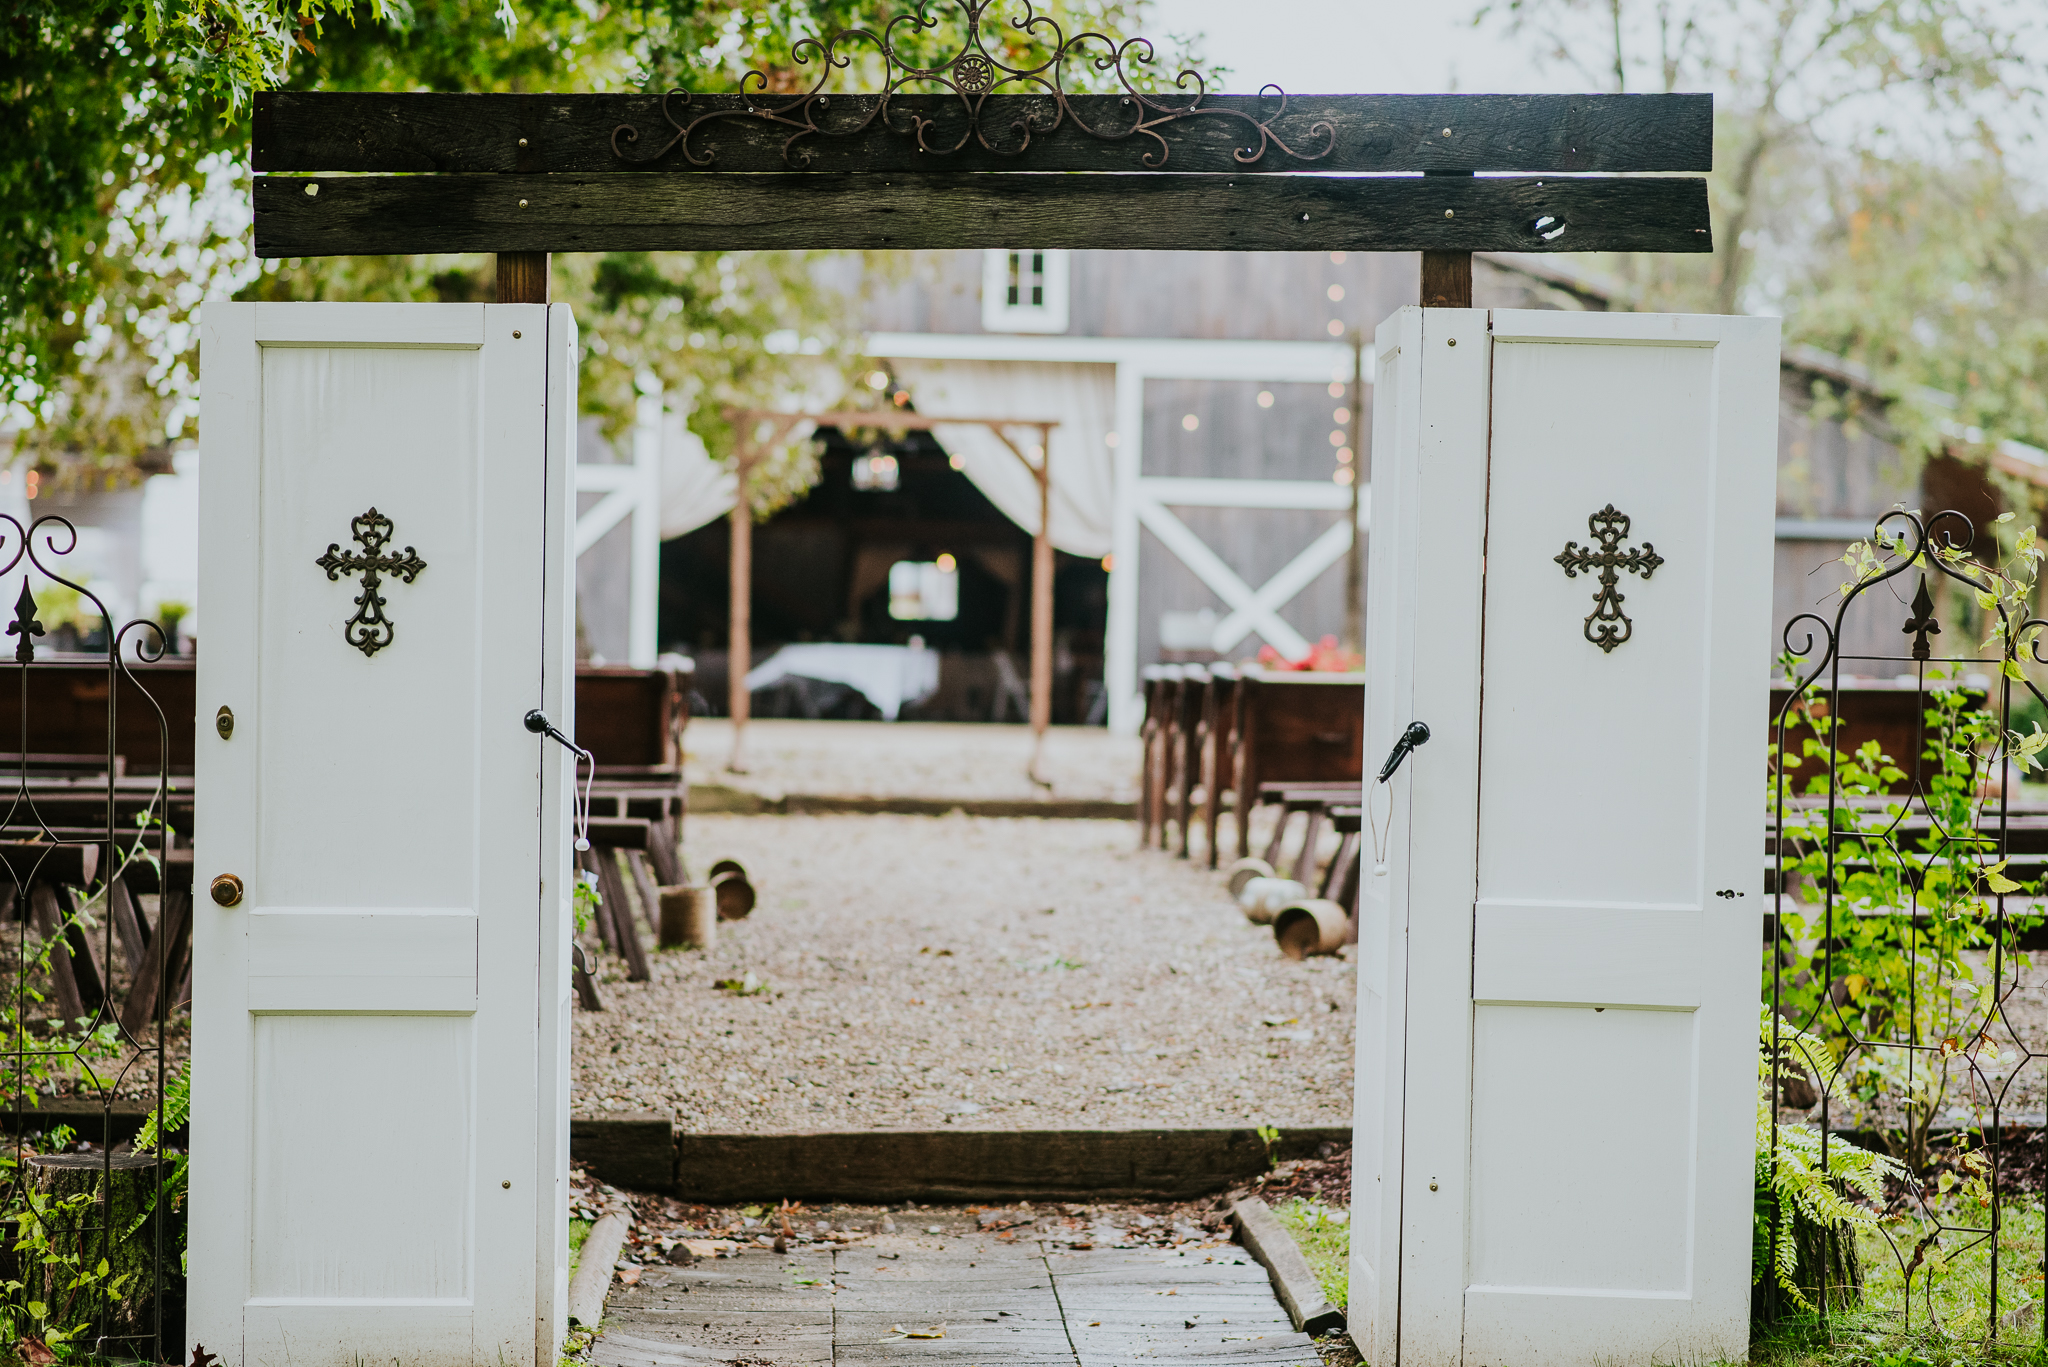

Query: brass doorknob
210;874;244;907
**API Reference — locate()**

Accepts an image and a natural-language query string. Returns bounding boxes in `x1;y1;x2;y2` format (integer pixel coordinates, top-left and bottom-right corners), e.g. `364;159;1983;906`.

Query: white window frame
981;249;1071;334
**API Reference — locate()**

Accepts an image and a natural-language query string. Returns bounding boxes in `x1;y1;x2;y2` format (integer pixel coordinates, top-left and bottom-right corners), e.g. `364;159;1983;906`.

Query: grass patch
1273;1197;1350;1312
568;1217;593;1277
1752;1201;2048;1367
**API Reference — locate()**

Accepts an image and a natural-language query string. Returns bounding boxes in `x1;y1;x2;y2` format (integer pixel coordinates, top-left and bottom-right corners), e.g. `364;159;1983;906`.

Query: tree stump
20;1152;177;1347
1752;1187;1861;1325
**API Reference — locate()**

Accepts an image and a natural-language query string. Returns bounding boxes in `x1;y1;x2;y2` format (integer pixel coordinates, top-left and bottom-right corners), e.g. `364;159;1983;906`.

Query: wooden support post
496;251;550;304
1420;170;1476;308
728;448;753;773
1029;424;1054;783
1420;251;1473;308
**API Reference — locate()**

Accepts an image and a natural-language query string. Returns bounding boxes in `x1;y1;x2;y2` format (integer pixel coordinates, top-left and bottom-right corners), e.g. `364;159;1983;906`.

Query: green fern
1756;1009;1909;1311
133;1061;190;1155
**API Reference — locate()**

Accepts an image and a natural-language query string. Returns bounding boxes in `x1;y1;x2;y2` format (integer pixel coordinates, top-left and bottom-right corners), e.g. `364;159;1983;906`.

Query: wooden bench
575;665;692;879
1198;666;1241;869
1231;670;1364;859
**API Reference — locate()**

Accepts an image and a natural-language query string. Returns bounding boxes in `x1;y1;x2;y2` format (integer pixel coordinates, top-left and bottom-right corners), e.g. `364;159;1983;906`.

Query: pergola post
725;407;1056;774
727;456;752;773
1028;425;1055;780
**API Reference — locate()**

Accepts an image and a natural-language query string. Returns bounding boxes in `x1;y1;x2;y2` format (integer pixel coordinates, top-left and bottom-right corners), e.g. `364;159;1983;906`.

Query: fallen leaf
16;1339;55;1367
682;1239;739;1258
885;1325;947;1340
617;1265;643;1286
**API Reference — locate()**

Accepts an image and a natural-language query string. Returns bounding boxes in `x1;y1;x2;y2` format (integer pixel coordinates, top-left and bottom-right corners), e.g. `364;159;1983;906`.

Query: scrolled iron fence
1771;506;2048;1337
0;513;181;1361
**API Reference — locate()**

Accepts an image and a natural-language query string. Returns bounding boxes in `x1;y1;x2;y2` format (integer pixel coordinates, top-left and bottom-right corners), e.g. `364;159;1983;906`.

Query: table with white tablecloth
744;644;940;721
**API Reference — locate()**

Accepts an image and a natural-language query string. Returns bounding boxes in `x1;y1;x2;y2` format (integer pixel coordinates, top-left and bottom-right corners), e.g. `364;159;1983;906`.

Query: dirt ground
572;813;1355;1133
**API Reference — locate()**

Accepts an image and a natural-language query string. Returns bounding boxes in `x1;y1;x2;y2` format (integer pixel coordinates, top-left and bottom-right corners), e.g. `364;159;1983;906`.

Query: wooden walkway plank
595;1230;1324;1367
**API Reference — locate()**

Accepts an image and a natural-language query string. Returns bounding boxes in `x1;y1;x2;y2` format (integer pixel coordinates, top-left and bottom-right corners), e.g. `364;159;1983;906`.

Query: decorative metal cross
1553;504;1664;653
315;507;427;658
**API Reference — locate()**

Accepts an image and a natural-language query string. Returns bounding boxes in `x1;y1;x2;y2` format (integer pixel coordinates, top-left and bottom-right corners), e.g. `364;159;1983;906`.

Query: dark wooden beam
254;91;1712;176
256;172;1711;257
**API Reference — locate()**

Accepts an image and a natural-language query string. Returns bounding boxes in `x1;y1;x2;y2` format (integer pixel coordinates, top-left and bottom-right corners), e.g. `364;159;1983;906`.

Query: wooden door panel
195;302;573;1367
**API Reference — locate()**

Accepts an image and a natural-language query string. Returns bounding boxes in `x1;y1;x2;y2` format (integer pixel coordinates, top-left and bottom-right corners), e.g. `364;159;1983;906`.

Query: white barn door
1353;308;1778;1366
193;303;579;1367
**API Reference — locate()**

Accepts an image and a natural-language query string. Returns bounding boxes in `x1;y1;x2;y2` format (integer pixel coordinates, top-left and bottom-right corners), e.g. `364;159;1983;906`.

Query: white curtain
885;359;1117;558
655;409;737;540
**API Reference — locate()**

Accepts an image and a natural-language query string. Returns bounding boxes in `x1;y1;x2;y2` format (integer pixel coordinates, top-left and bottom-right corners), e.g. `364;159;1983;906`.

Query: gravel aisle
573;814;1355;1133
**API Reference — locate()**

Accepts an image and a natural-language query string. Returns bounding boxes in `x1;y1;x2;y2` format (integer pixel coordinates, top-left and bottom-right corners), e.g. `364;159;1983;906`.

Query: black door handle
1377;721;1431;783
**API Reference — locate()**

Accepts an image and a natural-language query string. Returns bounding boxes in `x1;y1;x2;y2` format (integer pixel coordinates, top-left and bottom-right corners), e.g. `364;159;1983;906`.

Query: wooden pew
1199;666;1241;869
1231;670;1365;859
1169;666;1208;857
575;665;693;882
1137;666;1173;848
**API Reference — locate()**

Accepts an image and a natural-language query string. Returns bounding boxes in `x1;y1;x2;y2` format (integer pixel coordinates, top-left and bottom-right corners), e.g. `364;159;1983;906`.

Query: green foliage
1271;1197;1348;1312
1755;1011;1908;1312
1256;1123;1280;1167
2;0;1200;487
1772;521;2048;1166
1473;0;2046;464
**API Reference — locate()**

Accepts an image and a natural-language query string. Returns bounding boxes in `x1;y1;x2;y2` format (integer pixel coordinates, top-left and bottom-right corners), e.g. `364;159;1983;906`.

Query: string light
1257;391;1274;408
1334;467;1355;485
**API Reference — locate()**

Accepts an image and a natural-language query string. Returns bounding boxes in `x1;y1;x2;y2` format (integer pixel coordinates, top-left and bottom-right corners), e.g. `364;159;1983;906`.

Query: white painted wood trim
1105;362;1144;734
1208;517;1353;653
1133;494;1316;661
1392;306;1491;1364
1350;305;1425;1366
191;299;261;1363
867;331;1363;383
574;465;639;492
253;302;486;348
1487;309;1735;347
573;487;638;557
628;394;663;668
536;303;580;1364
1138;476;1357;511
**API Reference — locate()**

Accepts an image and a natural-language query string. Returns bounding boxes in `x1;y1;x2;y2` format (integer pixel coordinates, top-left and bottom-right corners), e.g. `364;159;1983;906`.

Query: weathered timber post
1029;423;1055;779
498;251;550;304
727;445;753;773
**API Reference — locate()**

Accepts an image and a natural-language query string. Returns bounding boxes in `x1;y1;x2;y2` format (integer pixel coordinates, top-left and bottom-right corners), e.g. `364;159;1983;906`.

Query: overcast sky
1148;0;1565;95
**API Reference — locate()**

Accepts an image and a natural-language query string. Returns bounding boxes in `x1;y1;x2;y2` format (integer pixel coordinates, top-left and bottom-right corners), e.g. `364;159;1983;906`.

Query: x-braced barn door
192;303;578;1367
1354;308;1779;1366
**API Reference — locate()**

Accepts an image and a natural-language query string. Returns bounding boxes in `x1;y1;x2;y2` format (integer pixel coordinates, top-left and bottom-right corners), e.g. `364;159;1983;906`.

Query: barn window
981;249;1070;333
888;559;960;621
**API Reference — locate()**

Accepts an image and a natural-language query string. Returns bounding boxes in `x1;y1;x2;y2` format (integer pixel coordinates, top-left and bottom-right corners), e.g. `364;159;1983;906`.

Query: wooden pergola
246;4;1713;753
723;407;1058;774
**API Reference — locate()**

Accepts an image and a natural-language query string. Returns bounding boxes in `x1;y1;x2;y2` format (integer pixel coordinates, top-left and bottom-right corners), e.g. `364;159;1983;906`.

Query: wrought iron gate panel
1772;508;2048;1338
0;514;177;1361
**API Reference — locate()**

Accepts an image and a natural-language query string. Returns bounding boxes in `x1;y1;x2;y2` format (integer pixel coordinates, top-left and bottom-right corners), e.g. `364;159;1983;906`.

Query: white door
193;302;579;1367
1352;307;1778;1366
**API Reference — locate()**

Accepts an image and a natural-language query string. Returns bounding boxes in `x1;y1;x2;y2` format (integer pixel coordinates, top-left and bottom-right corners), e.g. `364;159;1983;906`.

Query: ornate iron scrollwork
316;507;427;658
609;0;1336;170
1553;503;1664;653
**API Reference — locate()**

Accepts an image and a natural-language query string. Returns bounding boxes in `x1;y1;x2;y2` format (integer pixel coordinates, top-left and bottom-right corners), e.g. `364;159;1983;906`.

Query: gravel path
573;814;1355;1133
685;721;1141;805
